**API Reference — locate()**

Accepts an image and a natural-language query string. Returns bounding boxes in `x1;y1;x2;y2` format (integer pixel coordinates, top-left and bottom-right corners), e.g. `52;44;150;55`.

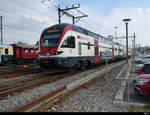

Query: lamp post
123;18;131;63
114;27;118;43
0;16;3;44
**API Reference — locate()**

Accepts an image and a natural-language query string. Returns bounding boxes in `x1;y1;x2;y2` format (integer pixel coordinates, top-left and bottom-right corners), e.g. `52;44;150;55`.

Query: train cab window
61;36;75;48
5;49;8;55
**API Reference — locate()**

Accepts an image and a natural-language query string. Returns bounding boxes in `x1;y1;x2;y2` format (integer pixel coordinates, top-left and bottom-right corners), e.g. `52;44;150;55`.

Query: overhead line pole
114;33;137;56
125;21;129;63
57;4;88;25
0;16;3;44
133;33;136;55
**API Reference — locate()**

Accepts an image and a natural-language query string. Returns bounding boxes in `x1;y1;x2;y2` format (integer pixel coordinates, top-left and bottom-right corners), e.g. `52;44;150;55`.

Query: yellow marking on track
24;65;28;68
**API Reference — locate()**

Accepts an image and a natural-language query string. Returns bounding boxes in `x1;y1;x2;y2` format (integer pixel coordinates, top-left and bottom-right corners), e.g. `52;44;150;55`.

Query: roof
11;44;38;49
137;74;150;79
0;44;12;48
144;62;150;65
45;23;71;31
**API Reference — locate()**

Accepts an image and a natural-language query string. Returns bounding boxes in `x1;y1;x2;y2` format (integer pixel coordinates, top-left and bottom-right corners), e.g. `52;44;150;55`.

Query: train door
68;36;76;56
78;42;82;56
94;39;99;64
0;48;1;63
118;45;121;56
16;47;21;59
61;36;75;57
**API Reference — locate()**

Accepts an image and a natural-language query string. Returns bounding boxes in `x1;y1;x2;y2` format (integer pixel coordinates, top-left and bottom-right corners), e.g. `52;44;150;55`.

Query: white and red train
37;23;131;70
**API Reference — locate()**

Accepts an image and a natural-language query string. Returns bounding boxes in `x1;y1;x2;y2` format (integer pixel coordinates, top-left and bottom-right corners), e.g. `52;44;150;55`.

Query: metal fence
115;58;132;102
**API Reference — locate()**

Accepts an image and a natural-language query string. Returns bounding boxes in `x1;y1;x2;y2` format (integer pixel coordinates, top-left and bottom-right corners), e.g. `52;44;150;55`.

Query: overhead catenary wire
1;0;129;45
0;0;58;35
114;0;136;48
114;0;135;33
78;20;104;36
9;0;57;16
42;0;105;34
0;8;47;27
0;0;57;44
7;0;58;24
0;10;46;34
3;24;43;33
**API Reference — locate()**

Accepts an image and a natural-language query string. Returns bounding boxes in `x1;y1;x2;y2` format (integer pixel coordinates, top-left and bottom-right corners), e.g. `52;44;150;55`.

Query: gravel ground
54;63;129;112
0;65;103;112
0;62;127;112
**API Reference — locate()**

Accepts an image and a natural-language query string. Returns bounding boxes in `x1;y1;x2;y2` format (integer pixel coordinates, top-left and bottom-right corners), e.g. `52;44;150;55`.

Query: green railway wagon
0;44;14;65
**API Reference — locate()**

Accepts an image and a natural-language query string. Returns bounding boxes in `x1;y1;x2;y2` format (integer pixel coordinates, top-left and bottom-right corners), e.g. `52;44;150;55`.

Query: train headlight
47;53;50;56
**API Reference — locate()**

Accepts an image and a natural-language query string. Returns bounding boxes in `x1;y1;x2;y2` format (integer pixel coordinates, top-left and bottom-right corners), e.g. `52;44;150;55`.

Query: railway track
0;64;40;75
0;69;83;99
10;60;126;112
0;61;108;98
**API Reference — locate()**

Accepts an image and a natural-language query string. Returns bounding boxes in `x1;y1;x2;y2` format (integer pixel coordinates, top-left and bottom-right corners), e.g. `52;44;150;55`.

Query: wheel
74;61;81;70
80;62;85;70
84;61;89;68
68;67;76;72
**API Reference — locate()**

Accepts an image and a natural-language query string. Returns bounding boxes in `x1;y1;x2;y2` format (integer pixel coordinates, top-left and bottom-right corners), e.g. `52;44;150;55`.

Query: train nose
37;57;56;69
41;48;57;56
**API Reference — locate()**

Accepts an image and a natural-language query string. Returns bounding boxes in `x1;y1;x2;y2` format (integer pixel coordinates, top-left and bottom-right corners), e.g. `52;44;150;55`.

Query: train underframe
13;58;37;65
37;55;126;71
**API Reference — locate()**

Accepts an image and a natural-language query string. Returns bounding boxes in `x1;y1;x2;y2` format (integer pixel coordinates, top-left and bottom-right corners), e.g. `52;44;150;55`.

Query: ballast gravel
0;67;101;112
0;63;127;112
54;64;128;112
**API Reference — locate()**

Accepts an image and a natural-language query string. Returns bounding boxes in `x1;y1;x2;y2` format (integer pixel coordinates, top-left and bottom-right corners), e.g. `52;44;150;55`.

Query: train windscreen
41;24;69;48
41;33;61;48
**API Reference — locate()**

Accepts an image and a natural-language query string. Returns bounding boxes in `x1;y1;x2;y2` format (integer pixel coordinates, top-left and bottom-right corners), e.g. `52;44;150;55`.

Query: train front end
37;23;72;69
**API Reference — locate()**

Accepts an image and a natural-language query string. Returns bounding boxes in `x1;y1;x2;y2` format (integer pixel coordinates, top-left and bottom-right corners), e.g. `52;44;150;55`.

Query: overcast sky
0;0;150;47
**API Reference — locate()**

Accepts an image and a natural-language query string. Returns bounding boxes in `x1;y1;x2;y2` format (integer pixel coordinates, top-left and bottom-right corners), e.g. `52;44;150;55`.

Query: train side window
61;36;75;48
5;49;8;55
24;48;28;53
36;49;39;53
30;49;34;53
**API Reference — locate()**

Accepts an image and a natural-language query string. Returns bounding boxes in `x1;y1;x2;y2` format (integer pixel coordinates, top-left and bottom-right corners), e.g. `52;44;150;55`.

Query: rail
12;60;126;112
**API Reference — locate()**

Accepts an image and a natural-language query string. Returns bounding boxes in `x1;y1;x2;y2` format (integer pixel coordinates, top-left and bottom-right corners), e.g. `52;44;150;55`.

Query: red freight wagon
11;44;39;64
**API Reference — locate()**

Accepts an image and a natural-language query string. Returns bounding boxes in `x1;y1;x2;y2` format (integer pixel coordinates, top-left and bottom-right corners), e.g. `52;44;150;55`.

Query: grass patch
128;104;150;112
143;104;150;111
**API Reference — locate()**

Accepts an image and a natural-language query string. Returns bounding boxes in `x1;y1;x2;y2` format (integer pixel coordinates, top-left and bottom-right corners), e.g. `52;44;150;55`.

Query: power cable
3;25;41;33
7;0;57;24
0;8;47;27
